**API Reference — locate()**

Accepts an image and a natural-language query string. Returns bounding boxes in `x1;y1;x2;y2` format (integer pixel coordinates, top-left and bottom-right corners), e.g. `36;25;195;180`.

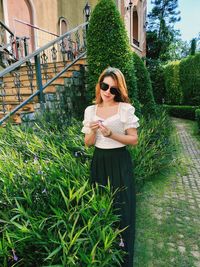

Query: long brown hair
94;67;130;104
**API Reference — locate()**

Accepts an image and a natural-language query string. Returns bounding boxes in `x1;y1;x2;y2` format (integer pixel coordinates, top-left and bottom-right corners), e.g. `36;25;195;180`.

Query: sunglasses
100;82;119;95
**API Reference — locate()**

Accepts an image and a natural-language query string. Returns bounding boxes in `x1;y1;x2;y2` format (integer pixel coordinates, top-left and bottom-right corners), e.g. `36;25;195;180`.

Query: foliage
132;53;157;117
0;123;125;267
197;33;200;52
86;0;140;112
129;107;175;190
195;108;200;133
163;105;199;120
190;38;197;55
147;0;181;61
179;53;200;105
147;59;166;104
163;61;183;105
168;37;190;60
0;103;176;265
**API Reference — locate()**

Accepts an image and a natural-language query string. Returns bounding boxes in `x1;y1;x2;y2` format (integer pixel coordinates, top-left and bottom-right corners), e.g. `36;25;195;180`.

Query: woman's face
100;76;118;103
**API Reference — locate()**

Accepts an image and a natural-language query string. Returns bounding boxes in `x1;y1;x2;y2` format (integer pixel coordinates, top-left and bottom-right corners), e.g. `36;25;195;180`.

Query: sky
147;0;200;42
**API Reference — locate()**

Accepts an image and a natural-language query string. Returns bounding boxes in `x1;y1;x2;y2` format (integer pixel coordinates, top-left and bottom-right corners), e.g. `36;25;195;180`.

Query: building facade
0;0;146;57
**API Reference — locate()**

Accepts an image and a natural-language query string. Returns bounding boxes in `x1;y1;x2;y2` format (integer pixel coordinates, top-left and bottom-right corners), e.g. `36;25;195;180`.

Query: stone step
1;85;56;96
5;59;86;77
0;103;35;113
2;70;73;84
0;57;87;125
0;95;38;104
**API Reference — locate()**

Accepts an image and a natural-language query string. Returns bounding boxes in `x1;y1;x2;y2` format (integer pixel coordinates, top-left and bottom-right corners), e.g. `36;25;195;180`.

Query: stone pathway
135;118;200;267
170;118;200;266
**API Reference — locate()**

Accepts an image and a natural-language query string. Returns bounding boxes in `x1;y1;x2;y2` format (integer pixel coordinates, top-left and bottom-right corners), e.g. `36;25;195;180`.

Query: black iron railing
0;20;30;67
0;22;88;125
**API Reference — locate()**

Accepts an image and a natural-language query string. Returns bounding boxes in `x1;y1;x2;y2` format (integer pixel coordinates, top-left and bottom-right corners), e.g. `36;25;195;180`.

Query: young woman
81;67;139;267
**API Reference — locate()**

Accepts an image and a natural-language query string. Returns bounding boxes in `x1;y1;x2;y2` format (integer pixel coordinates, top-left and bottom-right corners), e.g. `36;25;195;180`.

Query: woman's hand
99;124;112;137
84;121;100;147
89;121;100;133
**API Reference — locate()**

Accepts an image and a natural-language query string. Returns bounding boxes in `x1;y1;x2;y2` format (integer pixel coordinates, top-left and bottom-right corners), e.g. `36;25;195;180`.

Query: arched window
132;10;139;46
59;17;68;35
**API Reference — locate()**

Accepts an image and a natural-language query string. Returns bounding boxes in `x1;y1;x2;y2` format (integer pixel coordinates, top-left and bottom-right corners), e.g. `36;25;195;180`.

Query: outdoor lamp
129;0;133;9
84;2;91;22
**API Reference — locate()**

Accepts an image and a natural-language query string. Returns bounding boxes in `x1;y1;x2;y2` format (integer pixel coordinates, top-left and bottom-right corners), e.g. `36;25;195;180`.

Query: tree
86;0;140;112
147;0;181;61
197;33;200;52
132;53;157;116
168;37;190;60
190;38;197;55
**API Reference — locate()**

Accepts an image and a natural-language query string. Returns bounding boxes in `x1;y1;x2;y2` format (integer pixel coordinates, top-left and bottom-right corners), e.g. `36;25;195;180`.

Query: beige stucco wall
33;0;58;35
0;0;3;20
1;0;146;57
123;0;147;57
58;0;98;32
32;0;58;48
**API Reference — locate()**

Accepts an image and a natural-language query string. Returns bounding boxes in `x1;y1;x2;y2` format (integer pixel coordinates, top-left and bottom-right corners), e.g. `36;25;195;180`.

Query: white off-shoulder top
81;102;140;149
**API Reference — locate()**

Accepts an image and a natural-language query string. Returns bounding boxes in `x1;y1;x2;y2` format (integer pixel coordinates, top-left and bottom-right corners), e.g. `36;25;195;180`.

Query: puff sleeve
81;105;95;134
120;103;139;130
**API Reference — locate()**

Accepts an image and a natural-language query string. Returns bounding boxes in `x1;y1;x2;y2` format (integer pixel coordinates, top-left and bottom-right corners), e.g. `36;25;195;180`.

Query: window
59;17;68;35
133;10;139;46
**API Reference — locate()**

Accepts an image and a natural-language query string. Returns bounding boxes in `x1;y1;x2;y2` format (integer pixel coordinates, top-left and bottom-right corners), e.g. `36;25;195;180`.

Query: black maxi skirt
90;146;136;267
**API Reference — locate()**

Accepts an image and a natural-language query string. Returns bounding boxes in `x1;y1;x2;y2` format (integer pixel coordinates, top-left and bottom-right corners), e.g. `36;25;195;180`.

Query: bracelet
105;130;112;137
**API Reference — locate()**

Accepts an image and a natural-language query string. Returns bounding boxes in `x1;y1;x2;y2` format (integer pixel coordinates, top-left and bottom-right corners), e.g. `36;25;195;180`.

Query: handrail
14;18;59;38
0;21;88;125
0;22;88;78
0;20;14;36
0;20;30;66
0;52;86;124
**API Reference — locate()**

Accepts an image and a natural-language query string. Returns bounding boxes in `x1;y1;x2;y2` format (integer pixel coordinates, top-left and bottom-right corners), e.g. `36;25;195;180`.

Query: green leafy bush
164;61;183;105
87;0;140;112
129;107;175;190
132;53;157;117
0;124;124;267
163;105;199;120
179;53;200;105
147;60;166;104
0;107;176;265
195;108;200;133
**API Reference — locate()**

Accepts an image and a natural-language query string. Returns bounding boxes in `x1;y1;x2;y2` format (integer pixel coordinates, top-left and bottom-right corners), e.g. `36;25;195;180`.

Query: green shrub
163;105;199;120
132;53;157;117
164;61;183;105
0;124;124;266
87;0;140;112
179;53;200;105
147;60;166;104
129;107;175;190
0;108;176;265
195;108;200;132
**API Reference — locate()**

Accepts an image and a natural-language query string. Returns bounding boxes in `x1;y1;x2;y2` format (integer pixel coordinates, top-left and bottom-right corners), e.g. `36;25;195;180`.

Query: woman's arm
84;121;99;146
99;125;138;146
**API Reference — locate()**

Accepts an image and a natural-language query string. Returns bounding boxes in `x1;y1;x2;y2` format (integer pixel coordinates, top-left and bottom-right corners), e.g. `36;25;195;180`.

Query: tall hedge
86;0;140;112
164;61;183;105
132;53;157;117
147;60;166;104
179;53;200;105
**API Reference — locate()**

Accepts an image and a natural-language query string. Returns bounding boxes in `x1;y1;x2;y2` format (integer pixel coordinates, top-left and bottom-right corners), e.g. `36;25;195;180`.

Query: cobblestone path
134;118;200;267
171;119;200;267
170;118;200;266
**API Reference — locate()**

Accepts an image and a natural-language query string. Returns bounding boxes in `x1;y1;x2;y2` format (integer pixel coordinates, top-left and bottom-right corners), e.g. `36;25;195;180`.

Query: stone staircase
0;58;86;125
